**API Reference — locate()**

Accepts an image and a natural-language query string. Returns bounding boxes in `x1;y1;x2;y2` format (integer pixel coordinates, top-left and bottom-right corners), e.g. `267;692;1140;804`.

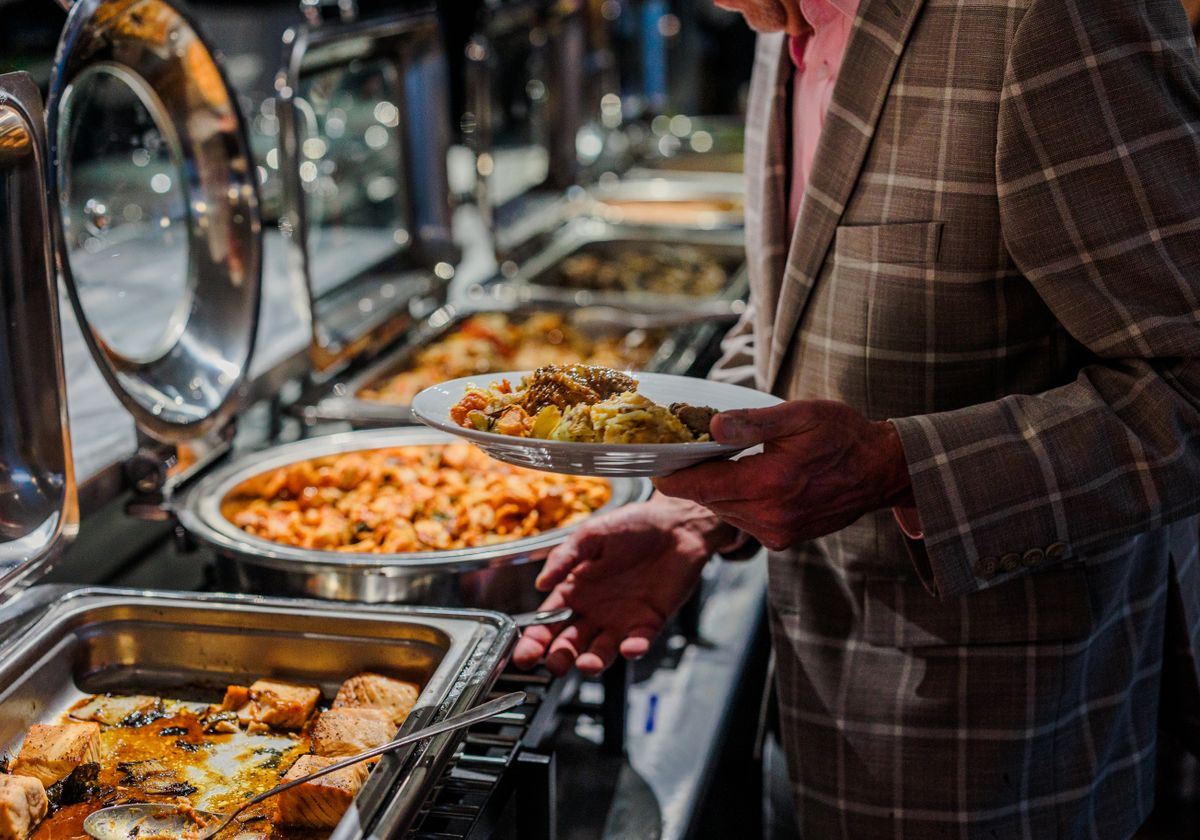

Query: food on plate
451;364;717;444
10;723;102;788
274;755;369;829
221;444;610;553
331;673;419;726
0;775;48;840
356;312;660;405
9;669;418;839
221;679;321;732
310;709;393;757
542;245;729;297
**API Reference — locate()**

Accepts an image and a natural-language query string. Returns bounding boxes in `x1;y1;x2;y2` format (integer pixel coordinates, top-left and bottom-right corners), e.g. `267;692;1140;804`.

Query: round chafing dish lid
47;0;262;444
0;73;79;601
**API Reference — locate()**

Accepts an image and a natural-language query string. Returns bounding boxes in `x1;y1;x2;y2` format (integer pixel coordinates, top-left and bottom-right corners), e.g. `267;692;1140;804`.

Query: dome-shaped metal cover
47;0;262;443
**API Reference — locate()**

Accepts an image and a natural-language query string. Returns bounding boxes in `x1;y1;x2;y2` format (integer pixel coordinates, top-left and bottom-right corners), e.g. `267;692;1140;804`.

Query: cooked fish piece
115;759;197;797
10;723;101;788
310;708;393;757
332;673;419;726
0;775;47;840
273;754;368;828
69;695;164;727
222;679;321;731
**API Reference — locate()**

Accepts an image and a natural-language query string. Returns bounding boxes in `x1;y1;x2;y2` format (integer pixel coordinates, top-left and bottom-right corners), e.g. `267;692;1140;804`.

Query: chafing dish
570;176;744;230
295;291;734;426
0;587;516;840
497;218;749;310
0;64;516;838
177;428;651;610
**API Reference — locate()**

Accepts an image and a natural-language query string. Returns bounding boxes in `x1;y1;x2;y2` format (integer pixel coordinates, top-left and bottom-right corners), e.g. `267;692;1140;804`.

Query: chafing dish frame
0;585;516;840
276;9;459;376
175;428;651;608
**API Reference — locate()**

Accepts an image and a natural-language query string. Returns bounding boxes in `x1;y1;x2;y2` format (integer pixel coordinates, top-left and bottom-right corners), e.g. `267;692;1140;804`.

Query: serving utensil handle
212;691;527;834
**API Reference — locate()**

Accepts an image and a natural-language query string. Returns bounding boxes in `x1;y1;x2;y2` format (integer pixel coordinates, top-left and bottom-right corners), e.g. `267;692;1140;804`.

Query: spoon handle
213;691;527;833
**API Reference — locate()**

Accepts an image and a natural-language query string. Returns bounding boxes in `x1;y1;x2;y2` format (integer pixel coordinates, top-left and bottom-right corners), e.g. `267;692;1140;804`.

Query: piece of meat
273;755;368;828
668;403;717;439
10;723;101;788
0;775;47;840
222;680;320;731
310;708;394;758
68;695;164;727
332;673;419;726
519;364;635;413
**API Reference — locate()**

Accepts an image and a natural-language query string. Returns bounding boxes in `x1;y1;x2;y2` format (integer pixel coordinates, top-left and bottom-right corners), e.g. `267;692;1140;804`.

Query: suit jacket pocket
833;221;944;268
862;566;1093;647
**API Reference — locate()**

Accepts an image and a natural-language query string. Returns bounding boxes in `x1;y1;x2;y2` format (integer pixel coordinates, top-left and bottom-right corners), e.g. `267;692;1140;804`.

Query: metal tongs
81;692;526;840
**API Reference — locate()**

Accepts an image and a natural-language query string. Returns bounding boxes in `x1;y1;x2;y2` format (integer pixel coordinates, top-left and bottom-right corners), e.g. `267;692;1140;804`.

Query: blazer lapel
742;32;792;386
766;0;928;391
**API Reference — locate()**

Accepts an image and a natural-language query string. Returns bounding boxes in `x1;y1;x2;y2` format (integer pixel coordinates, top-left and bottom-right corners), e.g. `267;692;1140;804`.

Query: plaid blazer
712;0;1200;836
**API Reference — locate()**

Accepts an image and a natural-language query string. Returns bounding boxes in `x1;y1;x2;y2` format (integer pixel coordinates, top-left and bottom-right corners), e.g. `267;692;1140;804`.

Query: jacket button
1000;553;1021;572
1022;548;1044;567
975;556;999;579
1046;542;1068;561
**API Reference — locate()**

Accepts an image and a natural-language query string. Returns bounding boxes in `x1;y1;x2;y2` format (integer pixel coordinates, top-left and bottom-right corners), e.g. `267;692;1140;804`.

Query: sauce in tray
30;702;320;840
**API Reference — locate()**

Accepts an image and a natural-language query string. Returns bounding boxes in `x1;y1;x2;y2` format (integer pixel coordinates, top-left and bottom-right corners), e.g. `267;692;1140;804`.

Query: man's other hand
511;495;736;676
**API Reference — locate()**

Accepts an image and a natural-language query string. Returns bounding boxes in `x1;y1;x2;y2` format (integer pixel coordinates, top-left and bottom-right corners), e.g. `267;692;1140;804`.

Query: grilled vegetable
115;759;197;797
69;695;164;728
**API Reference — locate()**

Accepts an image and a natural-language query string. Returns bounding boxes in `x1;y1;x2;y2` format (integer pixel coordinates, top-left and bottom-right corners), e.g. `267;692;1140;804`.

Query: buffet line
0;0;756;838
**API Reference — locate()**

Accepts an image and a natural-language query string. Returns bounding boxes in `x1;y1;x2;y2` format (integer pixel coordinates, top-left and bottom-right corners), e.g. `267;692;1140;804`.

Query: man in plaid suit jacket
514;0;1200;835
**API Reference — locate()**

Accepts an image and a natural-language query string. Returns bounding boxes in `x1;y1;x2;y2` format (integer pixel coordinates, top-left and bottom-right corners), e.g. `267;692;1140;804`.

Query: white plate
411;371;783;477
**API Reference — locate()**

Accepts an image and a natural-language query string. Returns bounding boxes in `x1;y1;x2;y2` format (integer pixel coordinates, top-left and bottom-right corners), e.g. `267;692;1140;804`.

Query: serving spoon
82;691;526;840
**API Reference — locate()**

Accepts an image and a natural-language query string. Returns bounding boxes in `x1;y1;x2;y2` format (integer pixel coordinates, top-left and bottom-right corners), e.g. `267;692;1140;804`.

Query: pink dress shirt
786;0;860;233
785;0;924;540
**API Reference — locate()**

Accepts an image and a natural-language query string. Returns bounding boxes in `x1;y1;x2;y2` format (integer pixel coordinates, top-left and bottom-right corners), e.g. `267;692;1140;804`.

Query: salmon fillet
222;679;321;731
332;673;419;726
0;775;47;840
10;723;101;788
310;708;393;757
273;754;368;828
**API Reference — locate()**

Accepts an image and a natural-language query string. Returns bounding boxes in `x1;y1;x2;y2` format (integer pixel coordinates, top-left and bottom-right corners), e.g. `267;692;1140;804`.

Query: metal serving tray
176;429;651;609
296;295;720;427
0;587;516;840
571;177;744;230
500;218;748;311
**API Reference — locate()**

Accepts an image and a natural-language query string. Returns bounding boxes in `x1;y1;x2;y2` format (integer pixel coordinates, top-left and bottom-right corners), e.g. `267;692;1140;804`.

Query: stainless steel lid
276;7;457;373
47;0;262;444
0;73;79;600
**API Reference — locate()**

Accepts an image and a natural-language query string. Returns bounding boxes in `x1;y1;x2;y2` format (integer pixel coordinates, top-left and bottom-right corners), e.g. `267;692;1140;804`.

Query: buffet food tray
571;178;744;230
297;297;717;427
499;218;748;310
0;587;516;840
176;429;652;609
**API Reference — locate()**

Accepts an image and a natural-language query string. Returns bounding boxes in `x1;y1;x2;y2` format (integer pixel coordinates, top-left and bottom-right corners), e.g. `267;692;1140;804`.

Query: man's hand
511;495;736;676
654;400;914;551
